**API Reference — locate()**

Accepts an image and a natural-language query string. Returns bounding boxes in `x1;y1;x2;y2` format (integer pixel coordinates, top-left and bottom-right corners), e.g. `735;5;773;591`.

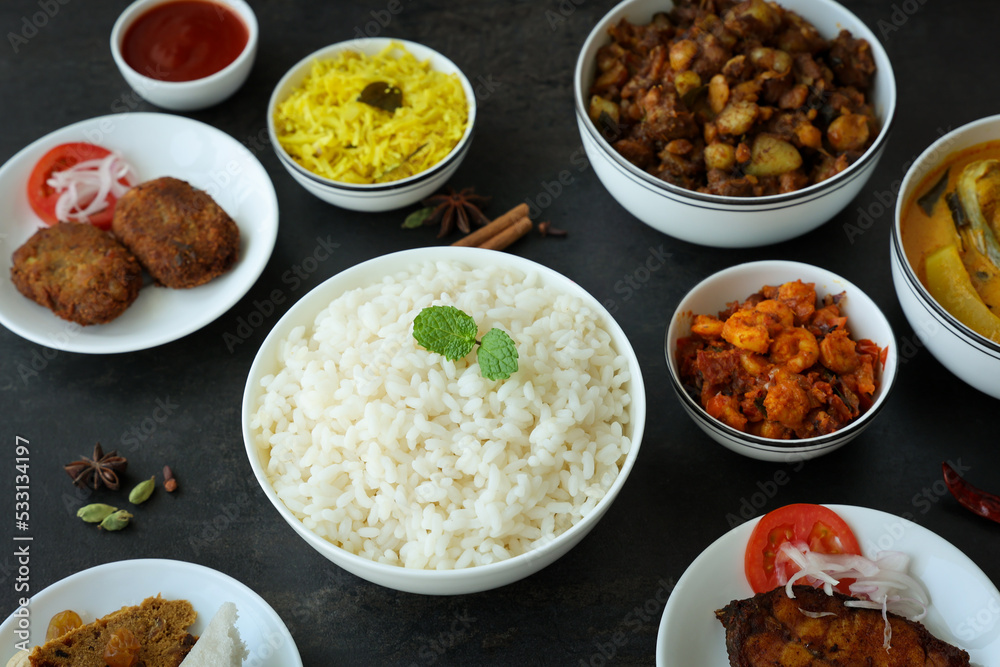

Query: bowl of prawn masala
665;260;897;461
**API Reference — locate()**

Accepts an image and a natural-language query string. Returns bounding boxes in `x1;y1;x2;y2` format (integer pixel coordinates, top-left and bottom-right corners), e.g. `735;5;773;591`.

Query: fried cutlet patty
10;223;142;326
111;176;239;288
716;585;970;667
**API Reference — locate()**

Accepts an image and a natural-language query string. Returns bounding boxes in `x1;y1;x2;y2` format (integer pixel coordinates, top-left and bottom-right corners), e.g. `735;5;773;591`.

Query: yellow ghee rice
273;42;468;184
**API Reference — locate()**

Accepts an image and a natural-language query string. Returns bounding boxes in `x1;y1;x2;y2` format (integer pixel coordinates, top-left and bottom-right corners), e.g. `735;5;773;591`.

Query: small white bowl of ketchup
110;0;258;112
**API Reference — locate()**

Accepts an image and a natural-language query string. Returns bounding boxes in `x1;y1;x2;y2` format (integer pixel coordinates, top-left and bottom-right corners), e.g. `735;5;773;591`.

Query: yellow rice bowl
272;42;469;185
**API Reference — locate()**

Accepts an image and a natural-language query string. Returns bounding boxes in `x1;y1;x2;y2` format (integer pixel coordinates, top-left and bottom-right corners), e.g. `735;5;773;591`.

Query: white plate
656;504;1000;666
1;558;302;666
0;112;279;353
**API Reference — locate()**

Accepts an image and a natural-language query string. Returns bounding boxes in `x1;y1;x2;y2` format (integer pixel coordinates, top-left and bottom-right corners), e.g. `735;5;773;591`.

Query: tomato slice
26;142;131;230
744;503;862;595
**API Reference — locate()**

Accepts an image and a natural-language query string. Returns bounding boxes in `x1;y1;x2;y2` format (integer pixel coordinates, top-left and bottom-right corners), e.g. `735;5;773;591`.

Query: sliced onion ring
47;151;135;223
779;542;930;651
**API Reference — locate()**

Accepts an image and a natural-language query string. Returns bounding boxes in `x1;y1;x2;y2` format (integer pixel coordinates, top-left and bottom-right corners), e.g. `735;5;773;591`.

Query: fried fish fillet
715;585;970;667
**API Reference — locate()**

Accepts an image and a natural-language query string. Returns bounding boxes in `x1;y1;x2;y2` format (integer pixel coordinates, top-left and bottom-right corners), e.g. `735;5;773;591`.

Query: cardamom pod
77;503;118;524
99;509;133;532
129;476;156;505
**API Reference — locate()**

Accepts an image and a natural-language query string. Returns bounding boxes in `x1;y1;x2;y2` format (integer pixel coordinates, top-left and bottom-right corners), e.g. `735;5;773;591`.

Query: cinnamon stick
451;203;530;247
478;215;533;251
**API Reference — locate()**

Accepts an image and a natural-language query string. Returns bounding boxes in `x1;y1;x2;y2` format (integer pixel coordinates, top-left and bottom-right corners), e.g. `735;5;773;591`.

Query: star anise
422;187;491;237
64;443;128;491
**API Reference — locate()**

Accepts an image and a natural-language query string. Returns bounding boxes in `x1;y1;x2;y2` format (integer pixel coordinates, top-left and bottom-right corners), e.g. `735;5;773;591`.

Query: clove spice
163;465;178;493
538;220;568;237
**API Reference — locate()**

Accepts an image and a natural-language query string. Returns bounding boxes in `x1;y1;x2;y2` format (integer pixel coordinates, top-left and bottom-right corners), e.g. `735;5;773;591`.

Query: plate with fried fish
656;504;1000;666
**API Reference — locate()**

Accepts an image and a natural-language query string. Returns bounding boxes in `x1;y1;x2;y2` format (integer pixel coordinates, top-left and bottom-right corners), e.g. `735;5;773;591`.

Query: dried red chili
942;462;1000;525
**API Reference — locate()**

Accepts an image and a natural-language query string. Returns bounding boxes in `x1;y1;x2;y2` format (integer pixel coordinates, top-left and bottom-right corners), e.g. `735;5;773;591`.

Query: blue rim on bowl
890;116;1000;360
266;38;477;195
891;234;1000;360
573;0;897;209
889;114;1000;399
269;130;476;195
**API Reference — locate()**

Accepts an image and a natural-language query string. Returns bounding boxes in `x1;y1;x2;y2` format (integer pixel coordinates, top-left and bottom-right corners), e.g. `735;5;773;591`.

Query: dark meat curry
588;0;878;196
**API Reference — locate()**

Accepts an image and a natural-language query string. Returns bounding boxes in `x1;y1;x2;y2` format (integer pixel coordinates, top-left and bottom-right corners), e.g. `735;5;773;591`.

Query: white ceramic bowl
266;38;476;212
891;115;1000;399
110;0;258;112
241;247;645;594
574;0;897;248
665;260;897;462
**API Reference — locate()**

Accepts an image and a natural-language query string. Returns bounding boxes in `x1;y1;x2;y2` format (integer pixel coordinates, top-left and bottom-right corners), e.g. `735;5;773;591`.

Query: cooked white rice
250;259;632;569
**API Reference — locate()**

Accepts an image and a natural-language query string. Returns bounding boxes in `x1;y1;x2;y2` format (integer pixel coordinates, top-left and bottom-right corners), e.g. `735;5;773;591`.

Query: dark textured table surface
2;1;999;665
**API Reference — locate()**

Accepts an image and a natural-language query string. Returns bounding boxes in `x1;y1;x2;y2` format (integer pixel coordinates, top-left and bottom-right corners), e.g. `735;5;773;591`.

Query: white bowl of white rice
242;247;644;595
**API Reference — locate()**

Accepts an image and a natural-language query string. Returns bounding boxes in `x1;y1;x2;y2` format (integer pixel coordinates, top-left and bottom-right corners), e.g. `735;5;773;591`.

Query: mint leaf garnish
477;328;518;381
413;305;477;361
413;306;519;380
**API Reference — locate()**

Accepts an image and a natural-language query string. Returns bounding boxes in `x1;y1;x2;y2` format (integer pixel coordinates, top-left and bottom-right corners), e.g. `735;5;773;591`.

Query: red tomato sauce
122;0;248;82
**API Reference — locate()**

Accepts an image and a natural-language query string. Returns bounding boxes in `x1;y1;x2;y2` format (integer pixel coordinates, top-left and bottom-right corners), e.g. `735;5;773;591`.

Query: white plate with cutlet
0;558;301;666
0;112;278;354
656;505;1000;666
